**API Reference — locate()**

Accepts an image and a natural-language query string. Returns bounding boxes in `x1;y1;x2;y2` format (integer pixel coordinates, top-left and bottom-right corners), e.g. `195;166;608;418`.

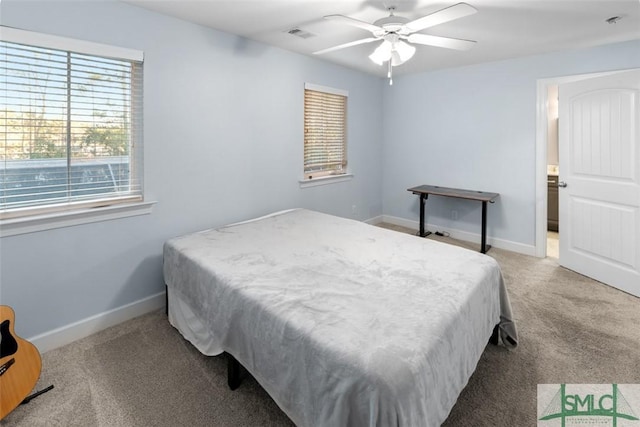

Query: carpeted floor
2;224;638;426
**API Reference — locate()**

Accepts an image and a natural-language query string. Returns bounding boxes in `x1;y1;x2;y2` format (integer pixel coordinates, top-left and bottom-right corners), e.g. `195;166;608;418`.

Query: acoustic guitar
0;305;42;420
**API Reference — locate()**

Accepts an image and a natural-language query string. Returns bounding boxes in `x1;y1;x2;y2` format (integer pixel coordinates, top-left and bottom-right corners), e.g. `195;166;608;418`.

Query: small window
303;83;347;180
0;27;143;219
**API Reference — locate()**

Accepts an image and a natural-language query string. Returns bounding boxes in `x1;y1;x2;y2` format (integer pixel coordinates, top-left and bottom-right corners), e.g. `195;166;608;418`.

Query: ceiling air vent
286;28;315;39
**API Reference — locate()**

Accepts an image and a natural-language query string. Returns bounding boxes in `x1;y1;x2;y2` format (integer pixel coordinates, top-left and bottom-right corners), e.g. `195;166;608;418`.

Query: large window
303;83;347;180
0;27;143;219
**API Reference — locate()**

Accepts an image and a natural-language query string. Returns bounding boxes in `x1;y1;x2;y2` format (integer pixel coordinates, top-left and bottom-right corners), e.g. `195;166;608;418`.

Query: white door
559;69;640;298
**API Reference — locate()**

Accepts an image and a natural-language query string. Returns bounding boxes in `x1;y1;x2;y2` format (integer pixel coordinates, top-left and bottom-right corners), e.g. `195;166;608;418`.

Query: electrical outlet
451;210;458;220
351;204;357;215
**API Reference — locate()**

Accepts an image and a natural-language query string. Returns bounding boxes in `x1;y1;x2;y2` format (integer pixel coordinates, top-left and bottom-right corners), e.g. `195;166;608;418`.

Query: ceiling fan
313;2;478;84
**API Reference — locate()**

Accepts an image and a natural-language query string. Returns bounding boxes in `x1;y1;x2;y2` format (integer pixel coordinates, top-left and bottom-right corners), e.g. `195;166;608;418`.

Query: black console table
407;185;499;254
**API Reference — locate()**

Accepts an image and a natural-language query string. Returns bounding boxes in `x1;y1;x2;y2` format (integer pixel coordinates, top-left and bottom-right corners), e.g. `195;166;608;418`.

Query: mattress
163;208;517;426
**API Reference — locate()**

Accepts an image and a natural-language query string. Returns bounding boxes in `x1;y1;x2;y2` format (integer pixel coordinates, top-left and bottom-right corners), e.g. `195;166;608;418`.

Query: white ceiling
124;0;640;77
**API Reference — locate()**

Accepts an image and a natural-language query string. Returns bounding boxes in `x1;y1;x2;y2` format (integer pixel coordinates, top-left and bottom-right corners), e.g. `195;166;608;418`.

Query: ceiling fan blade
407;33;476;51
313;37;379;55
324;14;384;35
404;3;477;33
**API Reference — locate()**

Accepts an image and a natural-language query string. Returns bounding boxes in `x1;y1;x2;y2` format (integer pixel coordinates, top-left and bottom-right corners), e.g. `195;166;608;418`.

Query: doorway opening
537;68;640;297
546;85;559;259
547;231;558;258
535;70;620;259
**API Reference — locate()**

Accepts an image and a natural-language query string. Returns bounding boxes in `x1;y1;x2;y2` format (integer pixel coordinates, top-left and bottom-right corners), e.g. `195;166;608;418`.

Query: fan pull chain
388;60;393;85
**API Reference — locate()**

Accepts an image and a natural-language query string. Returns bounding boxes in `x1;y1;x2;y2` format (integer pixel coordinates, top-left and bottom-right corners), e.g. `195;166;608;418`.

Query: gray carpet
3;225;639;426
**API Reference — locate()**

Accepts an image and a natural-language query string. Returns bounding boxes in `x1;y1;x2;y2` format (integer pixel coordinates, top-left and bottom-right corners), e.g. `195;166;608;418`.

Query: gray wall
382;39;640;247
0;1;384;338
1;0;639;340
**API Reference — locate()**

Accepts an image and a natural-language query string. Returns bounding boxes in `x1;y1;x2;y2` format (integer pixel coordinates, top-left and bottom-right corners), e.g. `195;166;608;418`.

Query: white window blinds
0;27;143;218
304;84;347;179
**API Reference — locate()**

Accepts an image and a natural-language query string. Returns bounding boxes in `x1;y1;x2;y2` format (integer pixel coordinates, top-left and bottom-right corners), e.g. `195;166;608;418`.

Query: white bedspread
163;209;517;427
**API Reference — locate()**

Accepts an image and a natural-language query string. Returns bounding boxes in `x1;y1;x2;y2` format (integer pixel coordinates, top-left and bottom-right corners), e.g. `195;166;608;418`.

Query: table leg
419;194;431;237
481;201;491;253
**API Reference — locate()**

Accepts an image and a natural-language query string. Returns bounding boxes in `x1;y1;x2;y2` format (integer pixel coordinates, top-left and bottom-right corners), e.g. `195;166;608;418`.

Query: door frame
534;69;631;258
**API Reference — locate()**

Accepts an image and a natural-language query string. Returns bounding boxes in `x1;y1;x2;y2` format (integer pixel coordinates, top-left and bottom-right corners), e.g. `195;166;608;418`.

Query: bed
163;208;517;426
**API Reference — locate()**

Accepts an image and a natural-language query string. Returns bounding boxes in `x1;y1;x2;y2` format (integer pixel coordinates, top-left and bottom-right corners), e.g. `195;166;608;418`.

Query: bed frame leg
227;353;242;390
165;285;168;316
489;324;500;345
165;286;243;390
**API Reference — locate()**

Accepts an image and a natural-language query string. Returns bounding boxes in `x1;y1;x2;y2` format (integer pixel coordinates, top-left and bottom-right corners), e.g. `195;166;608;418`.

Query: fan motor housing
373;15;410;33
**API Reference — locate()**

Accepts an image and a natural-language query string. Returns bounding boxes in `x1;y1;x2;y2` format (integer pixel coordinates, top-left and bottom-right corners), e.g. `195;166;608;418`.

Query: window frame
0;26;146;225
302;83;349;184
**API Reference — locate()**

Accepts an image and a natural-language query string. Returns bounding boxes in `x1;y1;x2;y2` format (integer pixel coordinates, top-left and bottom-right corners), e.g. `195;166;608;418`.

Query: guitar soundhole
0;320;18;359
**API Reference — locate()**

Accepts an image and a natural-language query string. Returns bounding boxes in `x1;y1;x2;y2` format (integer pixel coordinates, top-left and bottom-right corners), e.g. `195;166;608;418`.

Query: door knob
558;181;568;188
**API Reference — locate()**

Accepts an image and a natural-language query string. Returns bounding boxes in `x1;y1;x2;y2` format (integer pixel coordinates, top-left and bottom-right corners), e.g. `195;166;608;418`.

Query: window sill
0;201;156;237
299;173;354;188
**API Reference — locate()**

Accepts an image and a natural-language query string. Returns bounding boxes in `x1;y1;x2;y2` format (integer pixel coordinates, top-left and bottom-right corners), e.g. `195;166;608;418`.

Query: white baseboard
29;291;166;354
378;215;416;229
364;215;383;225
380;214;536;257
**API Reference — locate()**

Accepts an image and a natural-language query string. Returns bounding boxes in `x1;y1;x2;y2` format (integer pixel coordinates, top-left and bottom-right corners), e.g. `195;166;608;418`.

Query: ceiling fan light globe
395;41;416;63
391;51;403;66
369;52;385;65
369;40;392;65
